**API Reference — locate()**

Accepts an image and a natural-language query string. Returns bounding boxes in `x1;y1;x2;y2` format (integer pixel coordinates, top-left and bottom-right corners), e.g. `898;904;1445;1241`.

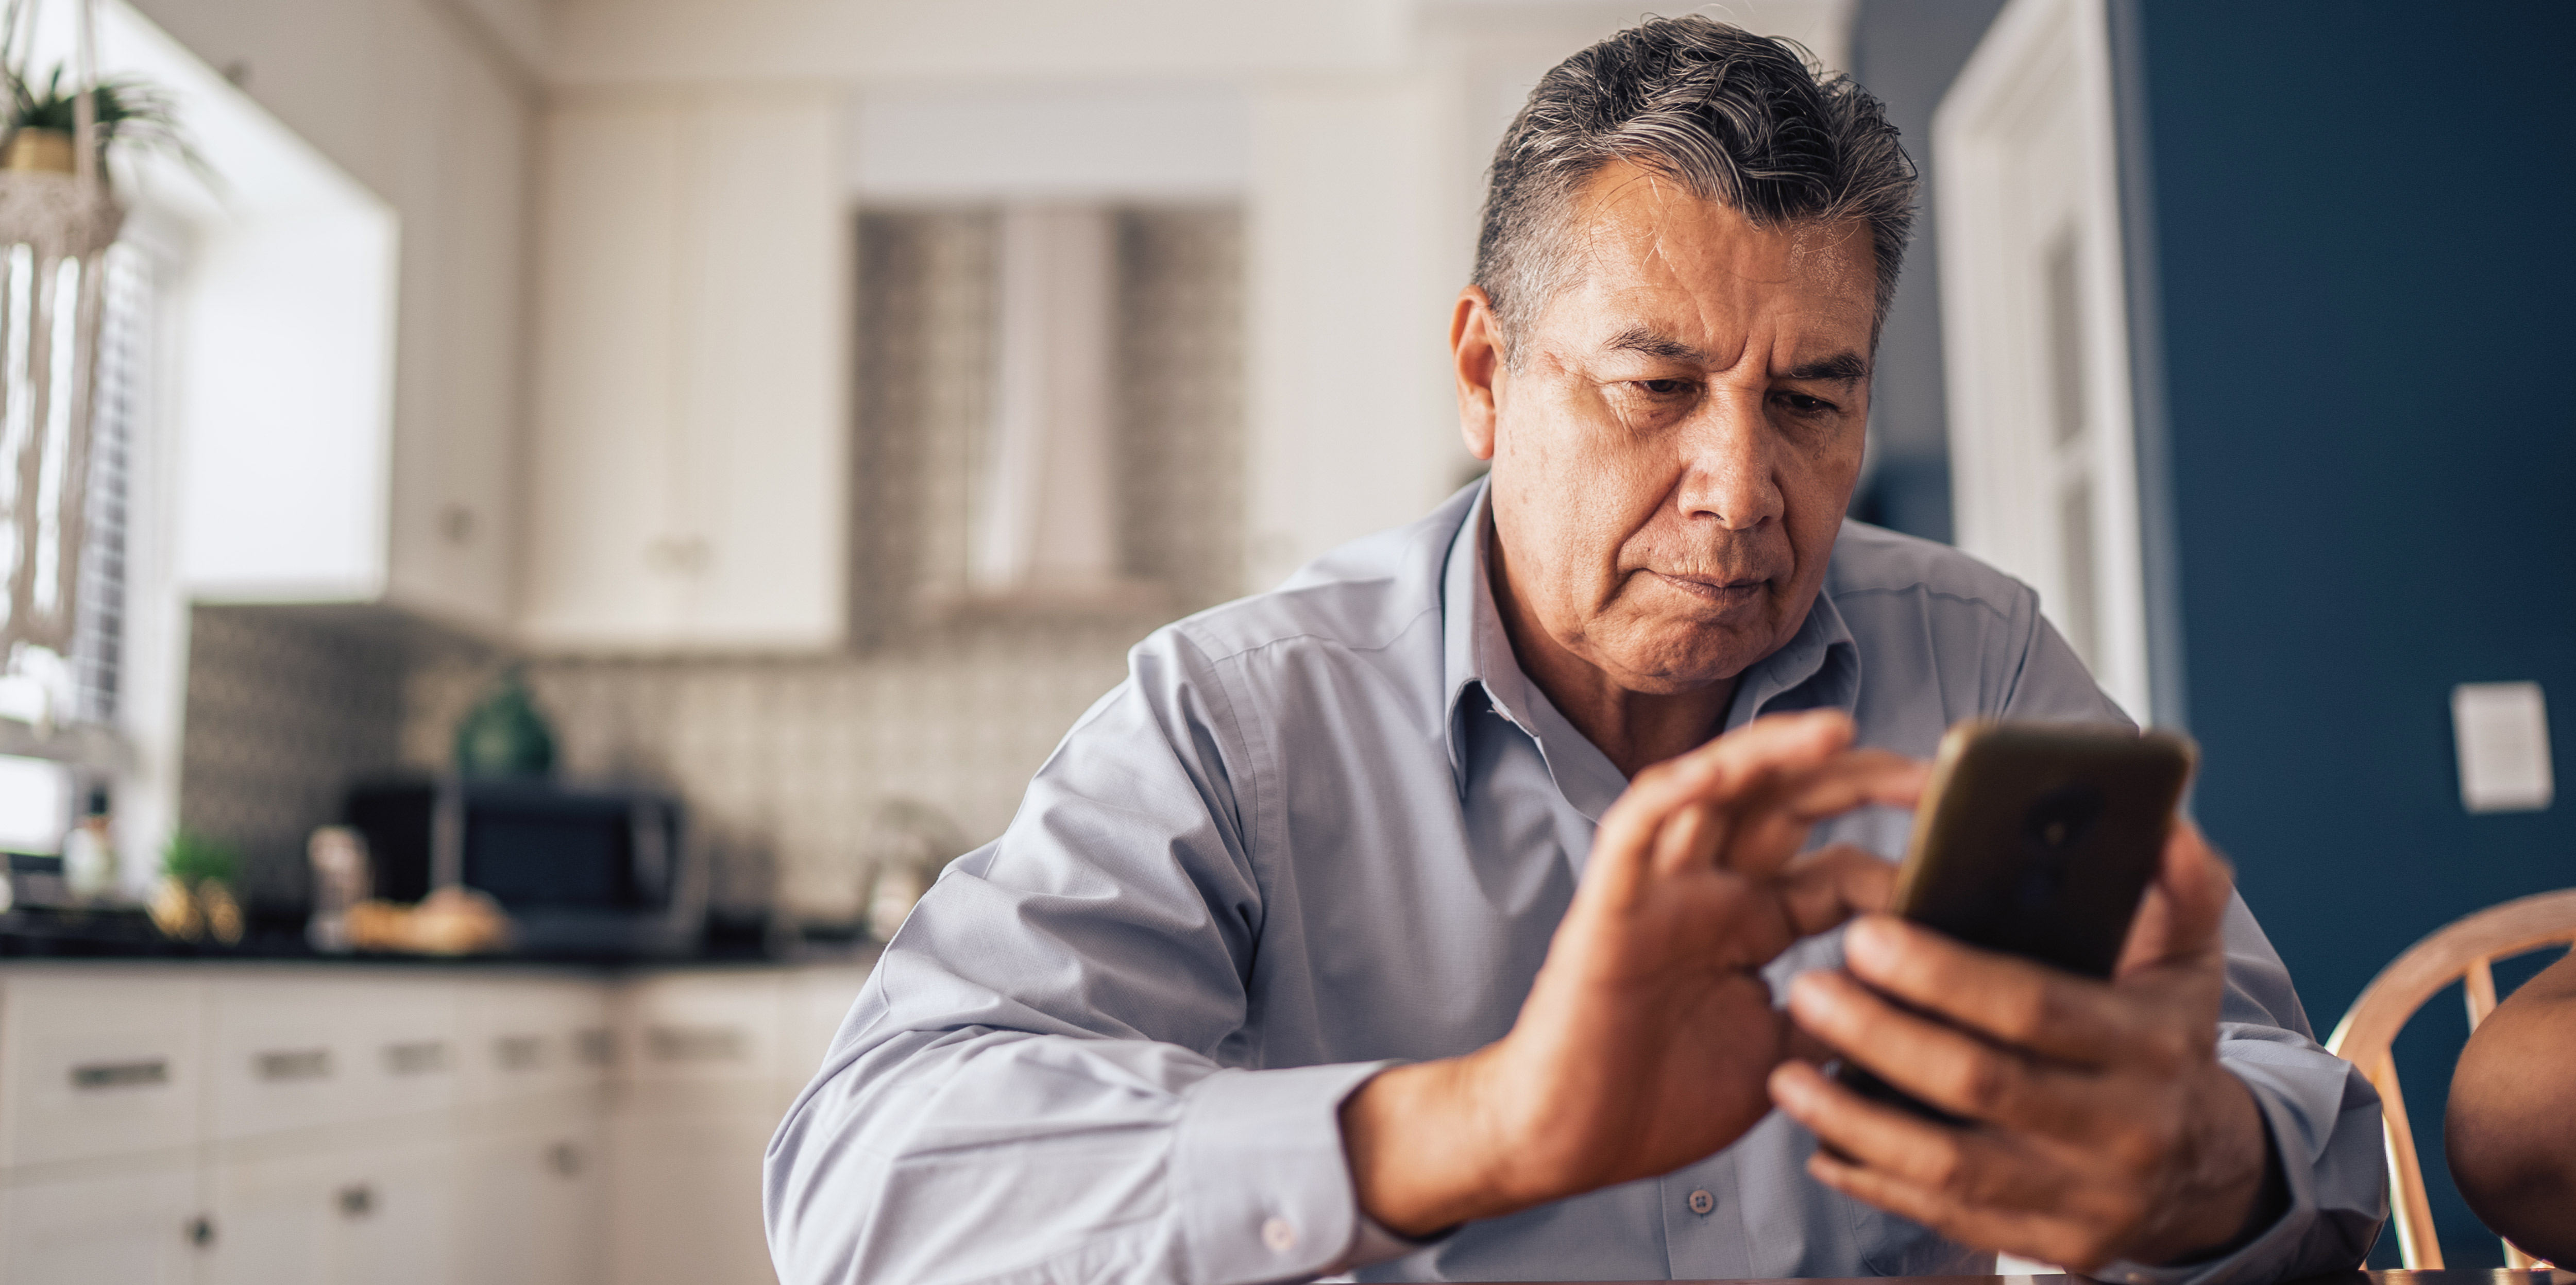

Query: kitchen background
2;0;2570;1278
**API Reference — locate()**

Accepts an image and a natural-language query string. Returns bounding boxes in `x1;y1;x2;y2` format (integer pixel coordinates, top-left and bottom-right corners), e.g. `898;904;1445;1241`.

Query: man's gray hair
1475;16;1918;359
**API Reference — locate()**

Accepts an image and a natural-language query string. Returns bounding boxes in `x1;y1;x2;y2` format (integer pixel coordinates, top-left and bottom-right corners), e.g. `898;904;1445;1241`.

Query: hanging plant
4;62;202;177
0;0;182;664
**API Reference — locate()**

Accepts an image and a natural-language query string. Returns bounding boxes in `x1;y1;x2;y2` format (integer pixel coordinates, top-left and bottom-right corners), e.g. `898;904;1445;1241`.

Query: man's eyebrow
1604;329;1869;384
1603;327;1707;362
1784;352;1869;384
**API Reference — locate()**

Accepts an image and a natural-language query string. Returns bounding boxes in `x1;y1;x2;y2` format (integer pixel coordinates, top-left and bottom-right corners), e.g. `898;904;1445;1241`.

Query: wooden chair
2325;887;2576;1269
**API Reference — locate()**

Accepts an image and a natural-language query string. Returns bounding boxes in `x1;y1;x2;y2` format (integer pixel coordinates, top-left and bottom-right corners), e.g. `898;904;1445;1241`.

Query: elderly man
767;18;2383;1284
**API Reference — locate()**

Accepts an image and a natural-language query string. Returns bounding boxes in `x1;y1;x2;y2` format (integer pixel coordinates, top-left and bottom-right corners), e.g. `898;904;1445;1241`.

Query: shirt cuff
1174;1061;1397;1285
1327;1210;1448;1275
2089;1070;2329;1285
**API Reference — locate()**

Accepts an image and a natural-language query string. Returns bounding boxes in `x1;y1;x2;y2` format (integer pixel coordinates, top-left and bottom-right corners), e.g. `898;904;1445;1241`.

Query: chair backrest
2326;887;2576;1270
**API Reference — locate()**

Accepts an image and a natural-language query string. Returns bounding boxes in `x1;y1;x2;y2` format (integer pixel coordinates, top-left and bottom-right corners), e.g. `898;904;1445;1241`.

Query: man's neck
1485;525;1740;780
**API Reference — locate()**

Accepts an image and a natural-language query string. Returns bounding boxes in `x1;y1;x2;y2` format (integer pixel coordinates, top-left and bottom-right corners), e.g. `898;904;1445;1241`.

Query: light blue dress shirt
766;482;2385;1285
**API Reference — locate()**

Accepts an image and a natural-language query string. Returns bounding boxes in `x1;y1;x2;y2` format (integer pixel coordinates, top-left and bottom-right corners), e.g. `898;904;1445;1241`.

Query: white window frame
1936;0;2154;722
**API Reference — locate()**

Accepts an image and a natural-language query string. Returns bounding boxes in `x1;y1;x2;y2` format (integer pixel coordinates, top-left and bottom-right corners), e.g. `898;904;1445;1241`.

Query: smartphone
1831;719;2199;1121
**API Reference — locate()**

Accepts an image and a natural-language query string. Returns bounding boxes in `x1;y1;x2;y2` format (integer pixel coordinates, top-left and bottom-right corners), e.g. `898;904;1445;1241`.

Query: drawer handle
71;1058;170;1090
336;1183;374;1219
256;1050;332;1081
646;1025;746;1063
495;1035;544;1071
547;1140;584;1178
383;1041;449;1075
187;1215;216;1248
575;1028;615;1068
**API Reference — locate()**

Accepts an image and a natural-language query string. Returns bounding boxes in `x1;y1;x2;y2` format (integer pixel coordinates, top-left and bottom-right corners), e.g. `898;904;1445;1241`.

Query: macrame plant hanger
0;0;122;664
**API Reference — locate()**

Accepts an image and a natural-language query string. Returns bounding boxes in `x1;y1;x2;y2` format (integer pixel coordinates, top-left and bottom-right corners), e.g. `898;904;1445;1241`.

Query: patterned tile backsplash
399;620;1153;921
179;206;1244;923
179;606;412;911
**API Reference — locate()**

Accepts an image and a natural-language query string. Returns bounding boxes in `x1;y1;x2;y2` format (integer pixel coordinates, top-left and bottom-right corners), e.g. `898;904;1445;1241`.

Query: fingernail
1787;971;1840;1017
1767;1064;1807;1106
1845;916;1894;969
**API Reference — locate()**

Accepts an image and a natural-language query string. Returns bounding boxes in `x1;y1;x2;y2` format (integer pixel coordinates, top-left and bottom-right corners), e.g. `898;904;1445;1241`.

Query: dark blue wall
2125;0;2576;1263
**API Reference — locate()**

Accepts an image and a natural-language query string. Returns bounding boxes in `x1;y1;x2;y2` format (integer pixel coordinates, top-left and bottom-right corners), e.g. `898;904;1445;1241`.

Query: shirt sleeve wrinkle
767;628;1377;1285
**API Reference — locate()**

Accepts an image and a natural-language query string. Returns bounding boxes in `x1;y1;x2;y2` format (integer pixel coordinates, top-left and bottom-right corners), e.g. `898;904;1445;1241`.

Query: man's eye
1635;378;1696;396
1776;392;1838;415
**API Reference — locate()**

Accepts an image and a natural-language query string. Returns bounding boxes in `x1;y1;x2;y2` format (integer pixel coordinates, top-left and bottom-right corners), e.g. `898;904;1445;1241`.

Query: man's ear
1452;286;1502;462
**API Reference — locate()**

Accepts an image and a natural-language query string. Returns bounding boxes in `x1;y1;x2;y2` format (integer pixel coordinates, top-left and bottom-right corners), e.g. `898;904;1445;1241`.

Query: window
0;241;151;882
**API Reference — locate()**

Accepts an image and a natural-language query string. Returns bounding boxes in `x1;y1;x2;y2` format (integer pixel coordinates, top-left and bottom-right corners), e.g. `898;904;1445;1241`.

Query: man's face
1467;161;1878;696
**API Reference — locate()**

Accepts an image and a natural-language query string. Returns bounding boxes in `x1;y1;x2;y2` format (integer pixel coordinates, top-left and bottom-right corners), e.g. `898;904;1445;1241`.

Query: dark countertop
0;905;875;970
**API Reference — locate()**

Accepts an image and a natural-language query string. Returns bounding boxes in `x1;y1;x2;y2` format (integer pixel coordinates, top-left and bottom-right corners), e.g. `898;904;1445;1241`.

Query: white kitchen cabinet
451;1124;605;1285
0;971;206;1169
206;972;458;1141
605;1115;781;1285
454;975;612;1109
523;87;848;652
200;1137;455;1285
604;969;802;1285
0;960;846;1285
0;1159;202;1285
164;0;532;635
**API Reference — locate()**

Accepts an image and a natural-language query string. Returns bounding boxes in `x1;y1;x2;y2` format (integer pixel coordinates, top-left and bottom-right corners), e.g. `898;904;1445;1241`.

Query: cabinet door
376;0;527;631
0;1160;200;1285
523;89;845;652
453;1126;604;1285
663;90;846;650
524;95;692;647
201;1140;455;1285
604;1115;779;1285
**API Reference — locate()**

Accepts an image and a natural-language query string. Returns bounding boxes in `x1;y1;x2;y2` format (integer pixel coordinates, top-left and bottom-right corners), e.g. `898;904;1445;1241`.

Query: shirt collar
1439;482;1866;812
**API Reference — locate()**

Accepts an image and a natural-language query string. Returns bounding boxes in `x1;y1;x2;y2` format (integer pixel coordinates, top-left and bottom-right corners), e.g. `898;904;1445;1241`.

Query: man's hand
1768;819;2276;1271
1340;709;1922;1235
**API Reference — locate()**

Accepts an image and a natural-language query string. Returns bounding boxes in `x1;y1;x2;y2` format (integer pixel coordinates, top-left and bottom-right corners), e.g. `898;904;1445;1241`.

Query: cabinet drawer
210;975;459;1140
456;977;611;1106
614;971;787;1086
0;972;207;1168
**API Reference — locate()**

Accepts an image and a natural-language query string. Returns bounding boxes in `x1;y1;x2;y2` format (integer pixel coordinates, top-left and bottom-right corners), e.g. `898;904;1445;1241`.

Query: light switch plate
2452;681;2554;813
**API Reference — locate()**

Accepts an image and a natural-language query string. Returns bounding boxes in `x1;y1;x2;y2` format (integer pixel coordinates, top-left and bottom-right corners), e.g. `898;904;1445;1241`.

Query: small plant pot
1;128;75;174
147;876;245;945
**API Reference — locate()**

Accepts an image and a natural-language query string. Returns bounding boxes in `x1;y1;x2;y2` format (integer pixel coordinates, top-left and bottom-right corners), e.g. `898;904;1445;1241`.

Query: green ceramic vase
453;667;557;777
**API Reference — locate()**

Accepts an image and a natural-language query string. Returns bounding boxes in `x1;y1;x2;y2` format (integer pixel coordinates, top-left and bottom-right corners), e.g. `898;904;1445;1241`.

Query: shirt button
1686;1188;1716;1215
1261;1218;1297;1252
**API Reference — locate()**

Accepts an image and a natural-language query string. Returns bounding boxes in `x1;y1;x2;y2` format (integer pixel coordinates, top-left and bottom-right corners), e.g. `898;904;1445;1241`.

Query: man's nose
1671;392;1783;531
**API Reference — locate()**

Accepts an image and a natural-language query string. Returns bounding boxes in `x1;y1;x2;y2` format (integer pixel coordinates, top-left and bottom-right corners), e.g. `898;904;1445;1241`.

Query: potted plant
151;829;244;945
2;62;197;175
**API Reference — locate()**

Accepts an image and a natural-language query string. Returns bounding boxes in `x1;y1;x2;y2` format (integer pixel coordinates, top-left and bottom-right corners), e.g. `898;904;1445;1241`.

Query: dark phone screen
1831;722;2196;1121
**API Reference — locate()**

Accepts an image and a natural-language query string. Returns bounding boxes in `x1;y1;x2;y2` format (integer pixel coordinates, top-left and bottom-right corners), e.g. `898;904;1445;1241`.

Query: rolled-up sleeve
764;632;1381;1285
2002;603;2388;1282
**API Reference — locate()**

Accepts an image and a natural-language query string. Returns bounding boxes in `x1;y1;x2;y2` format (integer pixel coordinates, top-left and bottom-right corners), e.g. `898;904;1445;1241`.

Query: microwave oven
343;777;705;958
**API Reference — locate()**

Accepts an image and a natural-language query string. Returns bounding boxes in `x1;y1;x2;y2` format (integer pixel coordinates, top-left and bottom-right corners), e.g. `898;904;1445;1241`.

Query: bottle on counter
307;825;371;953
61;787;116;902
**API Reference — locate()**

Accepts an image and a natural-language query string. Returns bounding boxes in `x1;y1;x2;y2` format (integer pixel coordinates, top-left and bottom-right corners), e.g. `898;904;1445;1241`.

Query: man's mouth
1649;570;1770;603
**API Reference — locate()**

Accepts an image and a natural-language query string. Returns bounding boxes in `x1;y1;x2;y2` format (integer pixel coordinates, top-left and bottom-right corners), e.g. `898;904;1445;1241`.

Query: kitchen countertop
0;904;875;970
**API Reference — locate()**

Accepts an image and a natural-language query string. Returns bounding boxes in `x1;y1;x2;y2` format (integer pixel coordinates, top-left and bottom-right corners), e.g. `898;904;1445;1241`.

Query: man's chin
1592;633;1774;696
